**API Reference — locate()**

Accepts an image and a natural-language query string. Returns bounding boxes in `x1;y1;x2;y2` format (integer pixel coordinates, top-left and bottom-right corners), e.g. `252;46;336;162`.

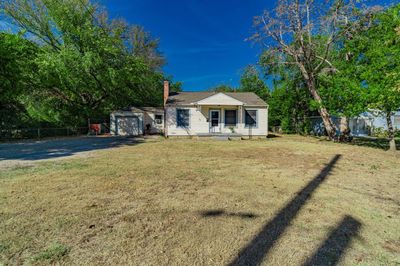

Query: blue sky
101;0;271;91
100;0;395;91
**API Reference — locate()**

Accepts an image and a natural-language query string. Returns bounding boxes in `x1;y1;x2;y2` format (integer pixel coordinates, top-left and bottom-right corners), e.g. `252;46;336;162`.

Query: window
155;114;163;124
177;109;189;127
245;110;257;127
225;110;237;126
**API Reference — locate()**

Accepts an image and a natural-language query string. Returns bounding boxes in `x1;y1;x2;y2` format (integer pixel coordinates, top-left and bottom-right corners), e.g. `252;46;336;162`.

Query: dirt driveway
0;136;142;170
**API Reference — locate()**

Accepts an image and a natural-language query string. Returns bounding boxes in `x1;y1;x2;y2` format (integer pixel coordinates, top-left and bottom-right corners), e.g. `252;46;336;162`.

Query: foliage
128;25;165;69
1;0;175;127
208;84;236;92
253;0;366;138
348;4;400;115
344;4;400;149
239;65;269;102
264;59;314;133
317;37;368;119
0;33;38;127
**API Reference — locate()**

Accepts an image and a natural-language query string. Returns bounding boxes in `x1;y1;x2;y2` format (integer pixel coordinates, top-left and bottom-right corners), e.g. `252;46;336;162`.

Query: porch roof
195;93;244;106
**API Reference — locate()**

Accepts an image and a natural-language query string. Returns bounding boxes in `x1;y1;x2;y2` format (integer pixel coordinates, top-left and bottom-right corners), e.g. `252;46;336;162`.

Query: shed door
116;116;140;136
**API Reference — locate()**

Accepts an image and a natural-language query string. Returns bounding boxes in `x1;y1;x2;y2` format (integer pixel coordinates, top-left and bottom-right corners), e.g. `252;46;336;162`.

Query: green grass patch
31;243;70;262
0;243;9;253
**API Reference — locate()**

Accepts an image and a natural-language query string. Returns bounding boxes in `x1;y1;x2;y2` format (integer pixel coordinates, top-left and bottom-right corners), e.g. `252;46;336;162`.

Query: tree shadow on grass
303;215;361;266
199;210;258;219
229;154;341;266
266;133;282;139
349;136;400;151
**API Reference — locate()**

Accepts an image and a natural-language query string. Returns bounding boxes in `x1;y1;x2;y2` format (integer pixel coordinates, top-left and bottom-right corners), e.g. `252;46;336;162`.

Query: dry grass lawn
0;135;399;265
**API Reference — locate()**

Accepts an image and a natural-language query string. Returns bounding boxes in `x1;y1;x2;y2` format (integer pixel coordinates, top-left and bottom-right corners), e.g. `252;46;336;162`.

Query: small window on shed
155;114;163;124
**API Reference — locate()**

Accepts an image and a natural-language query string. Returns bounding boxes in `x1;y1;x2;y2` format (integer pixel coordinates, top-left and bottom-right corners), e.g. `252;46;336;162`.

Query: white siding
166;105;268;136
143;112;164;134
235;107;268;136
166;106;209;135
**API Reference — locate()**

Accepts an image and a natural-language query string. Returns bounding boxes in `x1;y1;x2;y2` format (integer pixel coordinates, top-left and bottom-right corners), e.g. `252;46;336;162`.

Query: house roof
166;92;267;107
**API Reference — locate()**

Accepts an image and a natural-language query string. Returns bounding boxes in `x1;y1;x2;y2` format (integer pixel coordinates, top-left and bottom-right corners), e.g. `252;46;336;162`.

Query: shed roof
166;92;267;106
117;107;164;113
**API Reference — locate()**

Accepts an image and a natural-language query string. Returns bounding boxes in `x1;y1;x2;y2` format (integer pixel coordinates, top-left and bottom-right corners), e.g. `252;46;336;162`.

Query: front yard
0;136;399;265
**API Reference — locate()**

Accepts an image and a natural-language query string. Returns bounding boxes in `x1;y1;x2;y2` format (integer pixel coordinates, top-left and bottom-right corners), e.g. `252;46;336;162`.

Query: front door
210;110;221;133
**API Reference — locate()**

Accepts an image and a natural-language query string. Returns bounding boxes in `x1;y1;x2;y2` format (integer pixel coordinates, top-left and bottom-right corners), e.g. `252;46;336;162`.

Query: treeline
0;0;180;128
215;2;400;150
209;65;269;100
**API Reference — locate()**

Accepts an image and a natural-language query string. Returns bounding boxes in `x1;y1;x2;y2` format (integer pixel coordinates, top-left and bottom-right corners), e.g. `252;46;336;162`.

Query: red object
90;124;101;134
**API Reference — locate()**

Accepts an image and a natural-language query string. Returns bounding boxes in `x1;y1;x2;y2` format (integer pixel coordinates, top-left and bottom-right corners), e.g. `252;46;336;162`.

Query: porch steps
212;135;244;141
213;136;230;141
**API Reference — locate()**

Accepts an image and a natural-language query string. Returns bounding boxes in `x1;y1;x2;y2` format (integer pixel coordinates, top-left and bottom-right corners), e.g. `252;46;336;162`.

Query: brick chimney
163;80;169;106
163;80;169;138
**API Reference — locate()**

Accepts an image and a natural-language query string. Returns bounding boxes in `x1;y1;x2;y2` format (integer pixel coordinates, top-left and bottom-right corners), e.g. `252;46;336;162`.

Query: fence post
37;128;41;139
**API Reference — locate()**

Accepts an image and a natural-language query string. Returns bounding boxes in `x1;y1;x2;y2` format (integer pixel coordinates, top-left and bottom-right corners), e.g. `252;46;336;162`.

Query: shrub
372;127;400;138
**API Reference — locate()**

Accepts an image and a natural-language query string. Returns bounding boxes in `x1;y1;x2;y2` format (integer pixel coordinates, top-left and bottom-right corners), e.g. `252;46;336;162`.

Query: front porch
170;132;266;140
196;104;257;135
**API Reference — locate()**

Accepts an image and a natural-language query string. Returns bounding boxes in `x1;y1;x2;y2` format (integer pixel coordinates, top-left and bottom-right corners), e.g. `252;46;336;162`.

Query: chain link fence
308;116;373;136
0;127;89;140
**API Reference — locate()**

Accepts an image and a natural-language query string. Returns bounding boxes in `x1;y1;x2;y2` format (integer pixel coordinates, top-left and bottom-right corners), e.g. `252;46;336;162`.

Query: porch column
221;107;225;128
238;106;243;126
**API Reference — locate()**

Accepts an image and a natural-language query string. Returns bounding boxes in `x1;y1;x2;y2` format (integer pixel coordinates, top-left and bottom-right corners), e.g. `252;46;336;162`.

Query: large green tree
0;33;38;127
317;46;368;139
208;84;236;92
253;0;372;139
346;4;400;151
239;65;269;102
1;0;170;126
261;54;313;133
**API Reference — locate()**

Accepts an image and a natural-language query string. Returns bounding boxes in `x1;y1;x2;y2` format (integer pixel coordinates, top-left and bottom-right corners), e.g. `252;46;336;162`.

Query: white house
111;81;269;137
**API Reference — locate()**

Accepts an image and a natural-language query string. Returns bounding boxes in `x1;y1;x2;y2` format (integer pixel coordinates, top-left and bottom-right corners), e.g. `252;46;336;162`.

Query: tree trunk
339;116;351;142
306;75;337;139
386;111;397;151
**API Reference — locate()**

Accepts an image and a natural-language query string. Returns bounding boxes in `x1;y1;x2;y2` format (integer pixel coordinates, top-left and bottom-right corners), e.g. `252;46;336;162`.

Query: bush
395;130;400;138
372;127;388;138
371;127;400;138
